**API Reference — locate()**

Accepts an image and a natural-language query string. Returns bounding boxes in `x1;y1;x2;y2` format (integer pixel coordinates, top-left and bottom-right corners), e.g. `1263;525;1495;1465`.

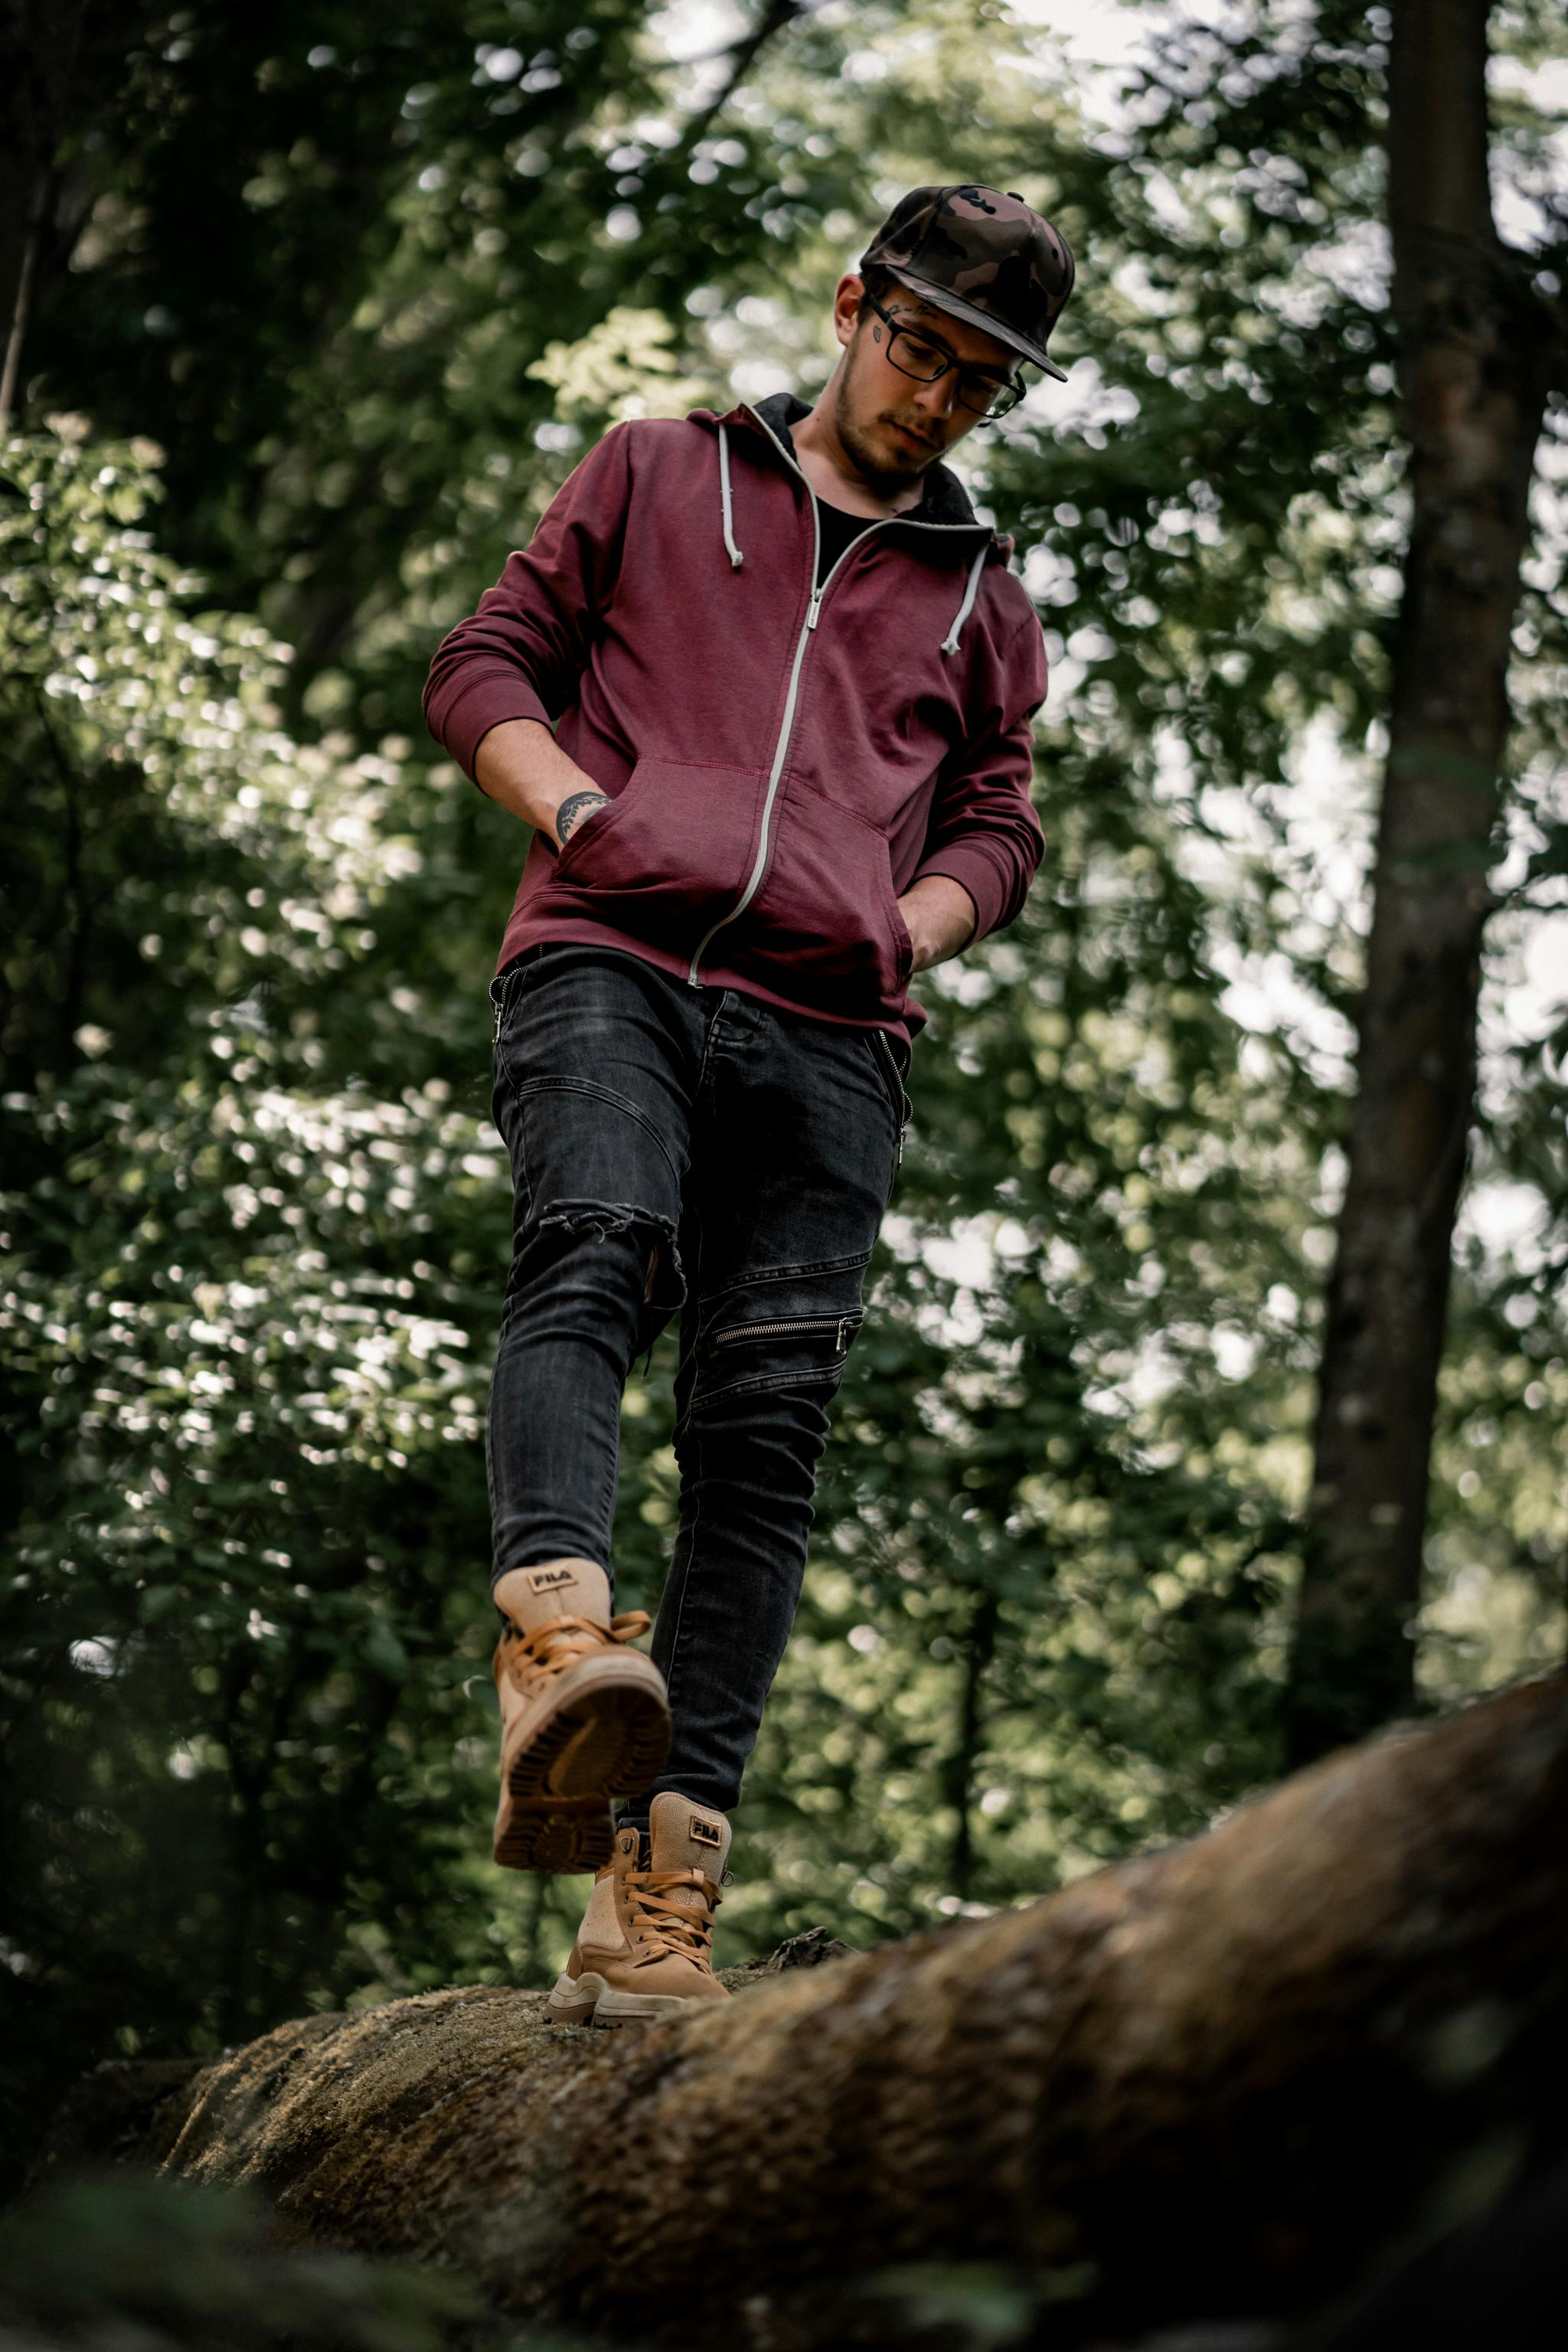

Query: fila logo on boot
689;1815;723;1847
523;1566;577;1594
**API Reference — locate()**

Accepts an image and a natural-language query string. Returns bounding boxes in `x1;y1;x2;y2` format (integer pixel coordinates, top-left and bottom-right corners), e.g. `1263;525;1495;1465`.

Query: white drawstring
717;425;744;568
941;544;988;655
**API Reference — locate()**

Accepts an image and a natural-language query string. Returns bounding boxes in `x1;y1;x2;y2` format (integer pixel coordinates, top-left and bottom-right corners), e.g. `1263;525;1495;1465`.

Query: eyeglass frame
860;289;1028;423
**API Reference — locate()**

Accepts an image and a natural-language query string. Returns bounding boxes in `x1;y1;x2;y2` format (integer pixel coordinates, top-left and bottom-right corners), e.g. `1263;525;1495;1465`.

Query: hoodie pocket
540;757;766;952
747;782;912;1018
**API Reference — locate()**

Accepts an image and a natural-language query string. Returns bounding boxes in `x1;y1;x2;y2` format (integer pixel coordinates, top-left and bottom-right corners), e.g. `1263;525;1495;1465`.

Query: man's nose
912;371;960;421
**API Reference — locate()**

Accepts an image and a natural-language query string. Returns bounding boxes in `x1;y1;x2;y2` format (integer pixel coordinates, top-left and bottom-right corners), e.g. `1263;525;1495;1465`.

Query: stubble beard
832;339;940;495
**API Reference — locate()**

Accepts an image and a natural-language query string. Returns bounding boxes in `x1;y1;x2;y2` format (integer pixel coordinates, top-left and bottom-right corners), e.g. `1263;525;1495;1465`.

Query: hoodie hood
750;389;991;531
697;390;1007;657
694;389;1009;544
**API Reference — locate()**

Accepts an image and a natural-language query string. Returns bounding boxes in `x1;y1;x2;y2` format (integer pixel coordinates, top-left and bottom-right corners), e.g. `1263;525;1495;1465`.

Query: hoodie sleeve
422;422;635;780
909;604;1048;942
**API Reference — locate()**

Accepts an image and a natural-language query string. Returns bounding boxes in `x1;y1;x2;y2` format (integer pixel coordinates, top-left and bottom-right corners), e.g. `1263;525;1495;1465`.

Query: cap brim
884;266;1069;382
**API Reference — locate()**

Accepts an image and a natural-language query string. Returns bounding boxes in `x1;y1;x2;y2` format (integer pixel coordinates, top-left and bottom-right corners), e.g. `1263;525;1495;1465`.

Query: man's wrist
554;787;610;848
898;875;979;972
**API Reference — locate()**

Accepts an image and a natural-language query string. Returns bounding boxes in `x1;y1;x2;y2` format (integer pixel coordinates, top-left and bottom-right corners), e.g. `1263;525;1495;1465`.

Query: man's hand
897;874;978;974
473;717;608;850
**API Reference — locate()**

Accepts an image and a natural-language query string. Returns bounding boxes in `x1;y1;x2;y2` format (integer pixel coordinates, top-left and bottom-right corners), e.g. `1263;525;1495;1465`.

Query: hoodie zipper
685;407;991;990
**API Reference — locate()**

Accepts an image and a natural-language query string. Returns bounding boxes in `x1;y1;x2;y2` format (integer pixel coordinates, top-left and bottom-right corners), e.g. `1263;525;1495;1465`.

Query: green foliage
0;2174;486;2350
28;0;874;741
1;430;511;2153
859;2257;1097;2350
3;0;1565;2204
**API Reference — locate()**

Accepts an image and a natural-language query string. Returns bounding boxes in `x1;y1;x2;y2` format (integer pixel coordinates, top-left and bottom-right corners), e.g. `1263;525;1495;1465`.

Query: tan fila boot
492;1559;670;1875
546;1791;732;2025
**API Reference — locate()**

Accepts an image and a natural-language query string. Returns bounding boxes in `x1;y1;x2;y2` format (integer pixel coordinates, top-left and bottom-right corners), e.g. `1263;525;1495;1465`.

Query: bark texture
1291;0;1556;1761
0;0;90;423
67;1674;1568;2348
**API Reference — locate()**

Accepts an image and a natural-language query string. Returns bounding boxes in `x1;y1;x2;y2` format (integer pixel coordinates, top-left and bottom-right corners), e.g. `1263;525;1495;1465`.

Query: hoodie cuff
433;672;554;782
908;842;1007;945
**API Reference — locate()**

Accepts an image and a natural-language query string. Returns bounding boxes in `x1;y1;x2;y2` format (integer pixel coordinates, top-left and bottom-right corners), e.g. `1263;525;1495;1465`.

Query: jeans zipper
685;406;990;991
712;1314;856;1353
870;1028;911;1168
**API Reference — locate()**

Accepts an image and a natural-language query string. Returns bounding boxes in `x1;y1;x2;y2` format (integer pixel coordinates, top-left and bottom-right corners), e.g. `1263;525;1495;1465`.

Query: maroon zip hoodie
423;390;1048;1047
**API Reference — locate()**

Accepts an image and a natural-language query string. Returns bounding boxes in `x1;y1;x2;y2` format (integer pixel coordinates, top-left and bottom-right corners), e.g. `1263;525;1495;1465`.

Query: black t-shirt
815;496;878;586
789;424;931;588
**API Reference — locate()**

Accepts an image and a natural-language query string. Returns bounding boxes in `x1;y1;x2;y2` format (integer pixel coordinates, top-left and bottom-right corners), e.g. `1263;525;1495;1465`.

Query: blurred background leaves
0;2170;564;2350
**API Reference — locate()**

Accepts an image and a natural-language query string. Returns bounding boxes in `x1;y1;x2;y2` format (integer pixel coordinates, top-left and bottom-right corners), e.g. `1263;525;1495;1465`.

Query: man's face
831;273;1021;485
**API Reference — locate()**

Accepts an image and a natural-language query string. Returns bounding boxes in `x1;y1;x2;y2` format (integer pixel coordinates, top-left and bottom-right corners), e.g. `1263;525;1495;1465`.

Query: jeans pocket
489;959;521;1040
489;945;566;1040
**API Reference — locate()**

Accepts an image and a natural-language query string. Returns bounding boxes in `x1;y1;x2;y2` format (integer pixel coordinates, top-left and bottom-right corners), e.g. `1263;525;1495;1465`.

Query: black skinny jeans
487;942;911;1822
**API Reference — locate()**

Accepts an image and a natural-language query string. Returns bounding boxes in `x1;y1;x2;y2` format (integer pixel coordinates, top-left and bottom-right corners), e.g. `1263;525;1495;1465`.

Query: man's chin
841;419;937;488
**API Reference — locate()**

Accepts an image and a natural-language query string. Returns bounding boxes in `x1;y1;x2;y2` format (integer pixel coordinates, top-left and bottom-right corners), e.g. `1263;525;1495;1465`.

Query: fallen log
86;1676;1568;2345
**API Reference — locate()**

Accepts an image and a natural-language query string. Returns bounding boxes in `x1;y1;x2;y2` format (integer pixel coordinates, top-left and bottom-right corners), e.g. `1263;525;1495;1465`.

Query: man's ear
832;273;865;350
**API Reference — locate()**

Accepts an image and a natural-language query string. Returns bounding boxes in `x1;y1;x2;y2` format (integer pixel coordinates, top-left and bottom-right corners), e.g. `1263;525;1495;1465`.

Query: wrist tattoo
555;788;610;846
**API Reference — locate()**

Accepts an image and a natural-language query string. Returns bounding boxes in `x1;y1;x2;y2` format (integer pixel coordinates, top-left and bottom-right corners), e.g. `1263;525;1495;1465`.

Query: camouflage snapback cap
861;184;1076;382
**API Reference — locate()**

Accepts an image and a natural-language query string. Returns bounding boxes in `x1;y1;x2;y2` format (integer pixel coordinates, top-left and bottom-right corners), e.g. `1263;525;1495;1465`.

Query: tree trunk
943;1583;998;1900
1290;0;1555;1763
0;0;90;424
53;1674;1567;2349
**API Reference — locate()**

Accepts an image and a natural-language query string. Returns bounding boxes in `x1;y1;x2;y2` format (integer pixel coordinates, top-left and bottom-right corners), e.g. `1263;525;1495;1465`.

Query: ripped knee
523;1197;686;1323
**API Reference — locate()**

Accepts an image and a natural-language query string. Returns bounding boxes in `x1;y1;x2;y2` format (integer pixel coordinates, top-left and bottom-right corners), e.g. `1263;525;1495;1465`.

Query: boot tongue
496;1557;611;1632
648;1792;730;1916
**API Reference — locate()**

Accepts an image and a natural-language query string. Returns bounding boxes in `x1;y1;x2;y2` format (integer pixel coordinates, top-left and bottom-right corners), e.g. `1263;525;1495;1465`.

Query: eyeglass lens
888;326;1019;418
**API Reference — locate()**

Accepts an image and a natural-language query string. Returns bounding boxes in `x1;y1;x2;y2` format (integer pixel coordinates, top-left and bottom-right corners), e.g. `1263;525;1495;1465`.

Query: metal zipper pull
712;1313;858;1351
806;586;822;629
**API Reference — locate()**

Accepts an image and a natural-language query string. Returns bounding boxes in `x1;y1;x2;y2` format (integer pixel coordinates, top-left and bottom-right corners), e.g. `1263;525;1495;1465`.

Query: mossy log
105;1677;1568;2344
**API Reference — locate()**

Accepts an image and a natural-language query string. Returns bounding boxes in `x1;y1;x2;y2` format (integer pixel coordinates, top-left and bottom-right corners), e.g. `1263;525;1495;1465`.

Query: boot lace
626;1867;723;1962
498;1610;652;1691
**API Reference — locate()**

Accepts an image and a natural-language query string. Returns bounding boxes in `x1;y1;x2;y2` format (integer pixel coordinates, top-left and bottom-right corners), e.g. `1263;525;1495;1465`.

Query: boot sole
495;1795;616;1876
494;1665;671;1875
545;1968;725;2026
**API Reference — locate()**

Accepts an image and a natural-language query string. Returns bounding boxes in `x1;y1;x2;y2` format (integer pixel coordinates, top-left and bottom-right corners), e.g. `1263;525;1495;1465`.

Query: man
423;185;1074;2026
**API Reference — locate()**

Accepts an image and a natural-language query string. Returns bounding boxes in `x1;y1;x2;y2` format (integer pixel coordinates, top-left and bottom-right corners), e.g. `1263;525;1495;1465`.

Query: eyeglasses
862;292;1026;423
